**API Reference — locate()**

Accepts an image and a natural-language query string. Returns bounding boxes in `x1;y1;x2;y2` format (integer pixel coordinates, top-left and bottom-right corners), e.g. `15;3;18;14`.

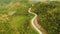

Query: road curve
28;7;43;34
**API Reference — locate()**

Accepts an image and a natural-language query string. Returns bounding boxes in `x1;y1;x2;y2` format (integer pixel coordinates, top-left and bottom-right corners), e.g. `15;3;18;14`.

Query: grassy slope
32;1;60;34
0;1;39;34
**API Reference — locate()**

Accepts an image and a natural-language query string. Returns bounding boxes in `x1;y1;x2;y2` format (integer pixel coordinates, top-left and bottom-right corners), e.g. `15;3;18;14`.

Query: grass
0;1;39;34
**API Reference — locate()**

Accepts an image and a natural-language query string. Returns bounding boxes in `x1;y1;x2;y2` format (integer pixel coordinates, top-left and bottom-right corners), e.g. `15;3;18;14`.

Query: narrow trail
28;7;43;34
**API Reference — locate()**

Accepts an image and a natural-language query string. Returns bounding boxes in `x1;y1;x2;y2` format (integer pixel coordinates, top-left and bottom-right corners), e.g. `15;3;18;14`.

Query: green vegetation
32;1;60;34
0;1;39;34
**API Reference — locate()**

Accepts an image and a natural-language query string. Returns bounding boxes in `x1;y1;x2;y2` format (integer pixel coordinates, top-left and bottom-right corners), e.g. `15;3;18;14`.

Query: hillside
0;1;39;34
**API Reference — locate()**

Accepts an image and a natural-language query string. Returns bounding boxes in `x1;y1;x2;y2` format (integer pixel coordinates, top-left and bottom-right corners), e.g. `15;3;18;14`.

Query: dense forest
32;1;60;34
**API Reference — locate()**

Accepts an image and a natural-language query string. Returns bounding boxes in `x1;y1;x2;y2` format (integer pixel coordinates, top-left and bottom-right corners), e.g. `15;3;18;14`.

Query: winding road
28;7;43;34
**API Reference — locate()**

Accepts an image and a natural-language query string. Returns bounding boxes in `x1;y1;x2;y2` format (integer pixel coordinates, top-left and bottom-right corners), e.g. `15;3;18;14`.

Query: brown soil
34;17;47;34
